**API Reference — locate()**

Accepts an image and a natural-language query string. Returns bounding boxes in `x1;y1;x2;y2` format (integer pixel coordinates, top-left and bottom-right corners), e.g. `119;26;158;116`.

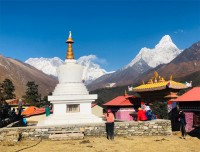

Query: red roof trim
171;87;200;102
103;95;136;106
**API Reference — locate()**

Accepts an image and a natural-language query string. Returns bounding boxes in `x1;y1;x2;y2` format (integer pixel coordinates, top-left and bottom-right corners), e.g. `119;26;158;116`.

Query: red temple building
171;87;200;132
103;93;140;121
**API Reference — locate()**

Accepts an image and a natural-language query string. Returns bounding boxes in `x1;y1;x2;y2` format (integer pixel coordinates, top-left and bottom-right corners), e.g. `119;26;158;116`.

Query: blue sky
0;0;200;71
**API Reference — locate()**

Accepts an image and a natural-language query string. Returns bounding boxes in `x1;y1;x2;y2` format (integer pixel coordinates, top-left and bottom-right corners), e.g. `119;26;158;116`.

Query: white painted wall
80;103;91;114
53;104;66;115
57;61;84;83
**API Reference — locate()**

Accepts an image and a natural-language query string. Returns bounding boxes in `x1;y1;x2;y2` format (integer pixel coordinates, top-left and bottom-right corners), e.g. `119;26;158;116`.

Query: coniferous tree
40;92;52;107
43;92;52;102
23;81;41;106
96;97;104;107
150;101;168;119
1;79;16;100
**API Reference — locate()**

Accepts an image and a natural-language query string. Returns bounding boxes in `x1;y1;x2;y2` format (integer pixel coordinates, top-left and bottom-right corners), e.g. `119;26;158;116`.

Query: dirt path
0;133;199;152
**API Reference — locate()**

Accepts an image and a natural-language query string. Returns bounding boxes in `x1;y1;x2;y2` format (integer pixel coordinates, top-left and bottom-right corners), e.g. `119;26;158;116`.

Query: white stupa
37;32;102;126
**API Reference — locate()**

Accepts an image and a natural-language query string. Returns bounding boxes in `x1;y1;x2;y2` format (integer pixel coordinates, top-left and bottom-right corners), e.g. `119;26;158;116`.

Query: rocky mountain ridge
0;55;58;98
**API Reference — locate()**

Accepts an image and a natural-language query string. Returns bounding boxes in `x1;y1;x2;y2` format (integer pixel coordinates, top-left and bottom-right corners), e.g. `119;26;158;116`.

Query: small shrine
103;92;140;121
37;32;102;126
131;71;187;104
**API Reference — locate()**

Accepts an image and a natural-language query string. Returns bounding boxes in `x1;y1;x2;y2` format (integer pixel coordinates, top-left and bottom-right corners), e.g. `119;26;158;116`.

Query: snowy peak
125;35;181;69
25;57;64;77
155;35;177;49
25;55;108;84
158;35;172;44
76;55;107;84
77;55;102;70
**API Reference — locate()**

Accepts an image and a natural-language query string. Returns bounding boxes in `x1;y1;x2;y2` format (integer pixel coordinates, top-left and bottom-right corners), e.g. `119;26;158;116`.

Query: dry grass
0;132;199;152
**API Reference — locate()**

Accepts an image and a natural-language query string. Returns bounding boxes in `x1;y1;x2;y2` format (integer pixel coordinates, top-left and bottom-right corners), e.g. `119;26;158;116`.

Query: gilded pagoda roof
132;71;187;92
133;80;187;92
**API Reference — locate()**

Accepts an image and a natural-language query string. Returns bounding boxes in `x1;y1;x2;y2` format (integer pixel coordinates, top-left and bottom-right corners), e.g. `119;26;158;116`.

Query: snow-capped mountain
76;55;107;84
25;55;108;84
88;35;182;91
25;57;64;77
125;35;182;71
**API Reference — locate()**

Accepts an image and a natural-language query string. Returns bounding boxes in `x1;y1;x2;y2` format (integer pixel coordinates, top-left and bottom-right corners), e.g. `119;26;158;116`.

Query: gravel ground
0;132;199;152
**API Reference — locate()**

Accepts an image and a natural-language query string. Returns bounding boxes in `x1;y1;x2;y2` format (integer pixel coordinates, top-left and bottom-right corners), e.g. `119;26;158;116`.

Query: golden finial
158;76;162;82
154;71;159;78
161;77;165;82
66;31;74;59
148;79;153;84
142;80;145;84
170;75;173;81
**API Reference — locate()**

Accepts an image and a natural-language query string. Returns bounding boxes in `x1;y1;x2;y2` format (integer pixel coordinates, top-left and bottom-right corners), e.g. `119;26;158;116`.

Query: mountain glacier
76;55;107;84
125;35;182;69
25;55;108;84
25;57;64;77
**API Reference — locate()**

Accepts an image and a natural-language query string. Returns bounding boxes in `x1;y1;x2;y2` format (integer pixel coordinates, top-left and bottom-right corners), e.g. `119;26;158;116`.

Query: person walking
179;111;187;139
45;105;50;117
18;99;22;116
105;109;115;140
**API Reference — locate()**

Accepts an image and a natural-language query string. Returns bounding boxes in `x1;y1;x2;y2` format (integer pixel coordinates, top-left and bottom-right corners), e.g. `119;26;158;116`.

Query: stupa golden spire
66;31;74;59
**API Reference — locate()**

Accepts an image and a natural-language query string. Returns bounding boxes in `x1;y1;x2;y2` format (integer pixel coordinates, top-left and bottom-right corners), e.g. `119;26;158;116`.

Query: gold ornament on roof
143;72;169;85
159;77;165;82
154;71;159;79
66;31;74;59
170;75;173;81
147;79;153;84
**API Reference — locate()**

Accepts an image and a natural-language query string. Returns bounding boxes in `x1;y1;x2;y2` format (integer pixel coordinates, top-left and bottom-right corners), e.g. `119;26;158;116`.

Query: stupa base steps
49;131;84;140
37;113;103;126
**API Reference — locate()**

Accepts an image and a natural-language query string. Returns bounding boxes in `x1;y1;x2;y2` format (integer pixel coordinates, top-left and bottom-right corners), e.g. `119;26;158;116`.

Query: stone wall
0;119;172;141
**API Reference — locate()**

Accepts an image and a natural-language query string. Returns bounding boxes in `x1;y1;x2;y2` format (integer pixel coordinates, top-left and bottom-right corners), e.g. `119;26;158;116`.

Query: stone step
0;131;20;143
48;130;83;134
49;132;84;140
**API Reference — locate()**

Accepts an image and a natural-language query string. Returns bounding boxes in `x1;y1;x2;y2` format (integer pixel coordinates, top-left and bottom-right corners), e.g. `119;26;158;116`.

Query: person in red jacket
137;107;147;121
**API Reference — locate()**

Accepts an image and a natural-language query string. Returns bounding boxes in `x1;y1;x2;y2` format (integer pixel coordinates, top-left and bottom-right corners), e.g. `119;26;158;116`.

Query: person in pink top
105;109;115;140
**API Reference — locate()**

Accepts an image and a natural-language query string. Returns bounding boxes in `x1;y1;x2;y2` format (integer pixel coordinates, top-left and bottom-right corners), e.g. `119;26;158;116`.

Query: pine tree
150;101;168;119
40;92;52;107
1;79;16;100
23;81;41;106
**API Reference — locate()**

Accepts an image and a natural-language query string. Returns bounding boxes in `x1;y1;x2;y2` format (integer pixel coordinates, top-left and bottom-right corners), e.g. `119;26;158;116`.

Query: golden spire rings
66;31;74;59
